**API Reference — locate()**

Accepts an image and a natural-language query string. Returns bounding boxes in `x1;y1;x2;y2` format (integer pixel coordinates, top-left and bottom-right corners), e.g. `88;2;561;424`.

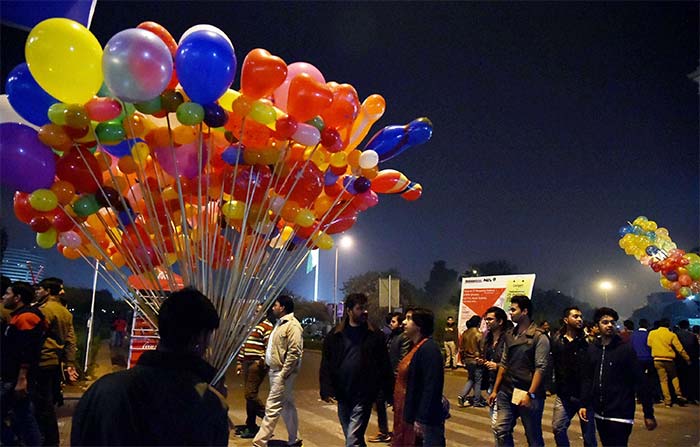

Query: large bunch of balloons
0;18;432;379
618;216;700;299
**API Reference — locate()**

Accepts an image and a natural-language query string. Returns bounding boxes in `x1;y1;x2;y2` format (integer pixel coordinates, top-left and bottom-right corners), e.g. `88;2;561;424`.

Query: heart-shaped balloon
321;82;360;130
287;73;333;122
241;49;288;100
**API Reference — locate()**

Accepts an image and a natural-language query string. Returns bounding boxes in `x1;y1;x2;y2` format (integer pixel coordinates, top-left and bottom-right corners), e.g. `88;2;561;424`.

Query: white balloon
0;94;39;129
179;24;233;50
358;150;379;169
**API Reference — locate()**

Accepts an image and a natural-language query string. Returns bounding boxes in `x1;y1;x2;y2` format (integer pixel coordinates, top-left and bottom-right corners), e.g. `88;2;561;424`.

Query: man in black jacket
550;307;596;447
579;307;657;447
2;281;45;446
71;288;230;446
319;293;393;447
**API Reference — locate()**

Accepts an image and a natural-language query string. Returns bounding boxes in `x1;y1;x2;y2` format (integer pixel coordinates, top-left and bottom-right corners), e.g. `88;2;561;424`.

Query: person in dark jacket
2;281;45;446
676;319;699;403
71;287;230;446
488;295;550;447
369;312;411;443
400;307;446;446
579;307;656;447
319;293;393;447
550;307;596;447
630;319;662;403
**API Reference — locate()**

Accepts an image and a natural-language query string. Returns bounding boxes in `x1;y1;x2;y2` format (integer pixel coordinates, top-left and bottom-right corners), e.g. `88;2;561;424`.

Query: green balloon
73;194;101;216
95;121;126;143
306;116;325;131
134;96;162;114
47;103;68;125
176;102;204;125
687;262;700;280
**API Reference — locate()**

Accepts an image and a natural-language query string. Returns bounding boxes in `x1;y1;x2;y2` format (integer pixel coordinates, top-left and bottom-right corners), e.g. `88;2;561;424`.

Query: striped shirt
238;319;273;362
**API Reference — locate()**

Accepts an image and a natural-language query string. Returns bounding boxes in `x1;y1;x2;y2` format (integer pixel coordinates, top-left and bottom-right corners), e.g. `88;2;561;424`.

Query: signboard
457;274;536;336
378;277;400;308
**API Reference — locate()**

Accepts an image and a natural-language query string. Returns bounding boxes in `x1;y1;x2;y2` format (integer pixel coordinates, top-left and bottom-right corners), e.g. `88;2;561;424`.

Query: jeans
493;390;545;447
595;418;632;447
253;370;299;446
417;423;446;446
337;400;372;446
373;397;389;434
551;396;596;447
1;383;42;446
459;362;484;403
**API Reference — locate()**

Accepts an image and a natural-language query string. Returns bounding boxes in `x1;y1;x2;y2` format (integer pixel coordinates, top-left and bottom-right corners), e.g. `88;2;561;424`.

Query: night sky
1;2;698;317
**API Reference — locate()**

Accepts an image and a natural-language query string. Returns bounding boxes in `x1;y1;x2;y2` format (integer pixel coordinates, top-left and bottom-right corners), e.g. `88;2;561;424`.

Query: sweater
647;327;690;362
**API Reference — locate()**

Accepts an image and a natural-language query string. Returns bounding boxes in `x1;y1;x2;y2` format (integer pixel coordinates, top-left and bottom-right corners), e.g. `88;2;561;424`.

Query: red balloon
274;162;323;208
51;208;76;232
14;192;35;223
287;74;333;122
56;147;102;193
29;216;52;233
224;165;272;204
318;203;357;234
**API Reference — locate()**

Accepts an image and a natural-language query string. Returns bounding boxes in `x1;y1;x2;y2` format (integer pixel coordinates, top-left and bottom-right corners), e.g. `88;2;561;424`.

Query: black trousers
32;367;61;446
596;418;633;447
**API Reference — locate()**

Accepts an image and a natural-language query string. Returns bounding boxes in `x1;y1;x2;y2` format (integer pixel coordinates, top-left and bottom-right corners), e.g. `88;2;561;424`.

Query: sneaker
457;395;465;407
473;400;487;408
287;440;303;447
368;433;391;443
677;398;688;407
239;428;255;439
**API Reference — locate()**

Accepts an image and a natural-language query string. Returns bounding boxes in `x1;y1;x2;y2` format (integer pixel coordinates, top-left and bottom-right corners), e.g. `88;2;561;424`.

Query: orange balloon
123;113;148;139
321;83;360;130
145;127;171;149
38;123;73;151
118;156;139;174
172;125;198;145
287;73;333;122
240;48;288;99
94;151;112;172
50;180;76;205
62;246;82;260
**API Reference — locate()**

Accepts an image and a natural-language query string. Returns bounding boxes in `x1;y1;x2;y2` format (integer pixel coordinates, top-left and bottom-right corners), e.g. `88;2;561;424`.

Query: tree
424;261;460;308
530;288;594;330
342;270;424;329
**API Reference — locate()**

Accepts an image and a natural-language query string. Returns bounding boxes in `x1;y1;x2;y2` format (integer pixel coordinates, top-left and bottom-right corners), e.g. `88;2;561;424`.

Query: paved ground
58;343;700;446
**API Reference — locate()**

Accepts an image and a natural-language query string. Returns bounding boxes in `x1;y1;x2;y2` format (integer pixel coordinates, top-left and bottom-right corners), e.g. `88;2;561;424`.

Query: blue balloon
203;103;228;128
5;63;59;126
324;170;339;186
175;30;236;104
646;245;660;256
103;138;144;158
221;144;242;165
364;117;433;162
0;122;56;192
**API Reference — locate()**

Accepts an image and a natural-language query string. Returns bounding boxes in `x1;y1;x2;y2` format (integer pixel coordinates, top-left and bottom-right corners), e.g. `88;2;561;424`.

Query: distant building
1;248;46;283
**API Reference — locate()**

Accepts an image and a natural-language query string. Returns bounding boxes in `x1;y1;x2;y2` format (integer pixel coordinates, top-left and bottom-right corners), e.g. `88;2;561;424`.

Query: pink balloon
58;230;82;248
272;62;325;112
153;143;207;179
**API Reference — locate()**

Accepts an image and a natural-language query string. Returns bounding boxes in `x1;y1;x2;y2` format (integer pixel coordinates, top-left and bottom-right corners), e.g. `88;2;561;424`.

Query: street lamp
334;235;353;325
599;280;614;307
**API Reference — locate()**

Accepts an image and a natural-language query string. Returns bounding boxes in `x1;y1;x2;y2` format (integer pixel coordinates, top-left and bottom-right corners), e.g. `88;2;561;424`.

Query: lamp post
334;235;353;325
599;280;614;307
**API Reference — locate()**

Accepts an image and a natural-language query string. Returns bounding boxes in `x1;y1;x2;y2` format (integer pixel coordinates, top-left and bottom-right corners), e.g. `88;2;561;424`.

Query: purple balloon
0;122;55;192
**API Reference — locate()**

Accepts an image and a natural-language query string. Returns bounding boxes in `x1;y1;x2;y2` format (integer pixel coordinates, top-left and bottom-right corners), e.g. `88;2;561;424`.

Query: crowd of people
2;276;78;447
2;275;698;447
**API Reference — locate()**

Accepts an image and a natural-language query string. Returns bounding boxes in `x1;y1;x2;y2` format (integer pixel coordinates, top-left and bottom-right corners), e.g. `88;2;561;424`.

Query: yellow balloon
313;231;334;250
25;18;103;104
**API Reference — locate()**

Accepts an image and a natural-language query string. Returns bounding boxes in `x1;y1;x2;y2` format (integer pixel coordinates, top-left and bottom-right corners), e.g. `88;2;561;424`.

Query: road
57;349;699;446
